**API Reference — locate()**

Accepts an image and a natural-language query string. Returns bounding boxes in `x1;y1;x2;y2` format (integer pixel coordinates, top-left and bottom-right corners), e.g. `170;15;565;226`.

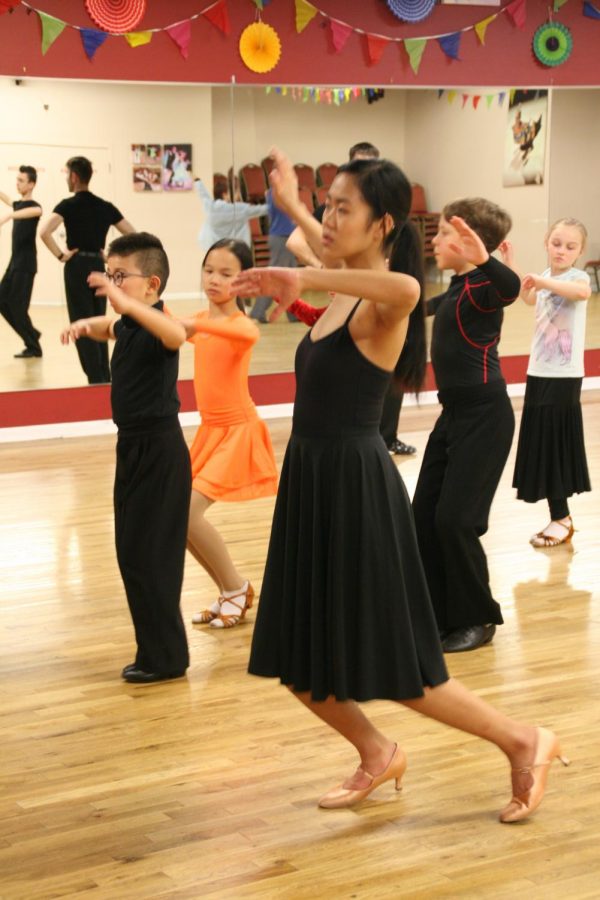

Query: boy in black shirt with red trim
61;233;191;684
412;200;520;653
0;165;43;358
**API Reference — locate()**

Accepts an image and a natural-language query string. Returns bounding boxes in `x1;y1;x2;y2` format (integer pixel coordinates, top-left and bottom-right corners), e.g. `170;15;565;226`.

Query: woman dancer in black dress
232;149;567;823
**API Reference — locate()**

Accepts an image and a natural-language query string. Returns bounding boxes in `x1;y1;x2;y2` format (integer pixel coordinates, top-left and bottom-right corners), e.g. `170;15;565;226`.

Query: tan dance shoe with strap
499;727;570;823
210;582;255;629
318;744;407;809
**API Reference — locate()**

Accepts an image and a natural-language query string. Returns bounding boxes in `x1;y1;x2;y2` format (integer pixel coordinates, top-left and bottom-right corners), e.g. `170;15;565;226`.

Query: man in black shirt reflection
0;164;43;358
41;156;135;383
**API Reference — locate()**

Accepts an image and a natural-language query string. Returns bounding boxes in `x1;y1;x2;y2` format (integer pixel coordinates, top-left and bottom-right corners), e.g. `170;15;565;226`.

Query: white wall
0;78;212;303
548;88;600;264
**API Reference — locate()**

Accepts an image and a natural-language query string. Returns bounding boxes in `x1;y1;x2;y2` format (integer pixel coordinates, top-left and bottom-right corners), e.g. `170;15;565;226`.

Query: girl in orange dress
180;239;278;628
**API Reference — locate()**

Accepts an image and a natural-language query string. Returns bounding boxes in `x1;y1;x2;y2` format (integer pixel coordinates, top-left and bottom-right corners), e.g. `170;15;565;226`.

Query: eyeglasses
105;271;150;288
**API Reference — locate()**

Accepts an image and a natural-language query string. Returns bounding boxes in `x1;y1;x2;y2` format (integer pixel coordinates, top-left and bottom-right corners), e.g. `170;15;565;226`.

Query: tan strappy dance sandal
499;727;570;823
210;583;255;629
191;596;223;625
530;518;574;548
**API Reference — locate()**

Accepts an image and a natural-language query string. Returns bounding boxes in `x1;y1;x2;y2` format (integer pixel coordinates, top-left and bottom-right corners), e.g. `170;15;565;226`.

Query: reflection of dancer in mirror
412;202;519;654
0;165;43;358
177;240;277;628
234;151;567;824
195;177;267;251
41;156;135;384
60;233;191;684
512;218;592;548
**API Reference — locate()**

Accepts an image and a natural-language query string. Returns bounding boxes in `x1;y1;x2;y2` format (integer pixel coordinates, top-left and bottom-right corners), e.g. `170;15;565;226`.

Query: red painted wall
1;0;599;87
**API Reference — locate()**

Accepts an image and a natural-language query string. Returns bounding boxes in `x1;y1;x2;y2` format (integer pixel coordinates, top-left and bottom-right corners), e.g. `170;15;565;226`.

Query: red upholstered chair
408;183;440;263
294;163;317;192
584;259;600;292
239;163;267;203
249;217;270;267
213;172;228;198
315;185;329;207
261;155;275;182
316;162;338;188
410;183;428;214
298;186;314;213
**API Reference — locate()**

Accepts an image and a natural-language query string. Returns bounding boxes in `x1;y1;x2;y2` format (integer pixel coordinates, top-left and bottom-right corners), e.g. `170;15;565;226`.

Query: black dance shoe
388;439;416;456
122;667;186;684
14;347;42;358
442;624;496;653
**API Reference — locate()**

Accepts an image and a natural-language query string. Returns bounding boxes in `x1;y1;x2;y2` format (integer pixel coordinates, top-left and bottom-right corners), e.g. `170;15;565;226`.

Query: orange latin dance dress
188;311;278;501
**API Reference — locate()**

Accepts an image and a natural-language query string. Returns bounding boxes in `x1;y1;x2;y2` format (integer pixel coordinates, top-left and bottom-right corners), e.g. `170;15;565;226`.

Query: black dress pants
64;255;110;383
0;266;40;351
379;382;404;447
114;422;192;674
412;387;514;631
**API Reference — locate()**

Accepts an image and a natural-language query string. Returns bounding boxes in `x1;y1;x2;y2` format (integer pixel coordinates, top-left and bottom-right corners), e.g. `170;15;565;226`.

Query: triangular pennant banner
125;31;152;47
330;19;353;52
506;0;526;29
461;93;469;108
447;89;457;103
81;28;109;61
38;11;66;55
0;0;19;14
437;89;444;99
498;91;506;106
203;0;231;35
472;95;481;109
583;0;600;17
439;32;461;60
404;38;426;75
167;20;192;59
553;0;568;9
295;0;318;33
509;88;516;103
475;14;496;44
485;94;494;108
366;33;389;65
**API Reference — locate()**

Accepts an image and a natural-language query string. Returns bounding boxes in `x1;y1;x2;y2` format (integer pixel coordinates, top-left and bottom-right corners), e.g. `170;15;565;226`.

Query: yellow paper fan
239;22;281;74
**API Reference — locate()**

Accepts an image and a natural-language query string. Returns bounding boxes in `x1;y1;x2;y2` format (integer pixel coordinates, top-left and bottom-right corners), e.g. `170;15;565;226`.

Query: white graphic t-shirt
527;267;590;378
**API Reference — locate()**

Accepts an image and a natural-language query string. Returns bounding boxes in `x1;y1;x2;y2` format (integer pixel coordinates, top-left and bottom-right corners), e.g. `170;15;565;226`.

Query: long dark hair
337;159;426;394
202;238;254;313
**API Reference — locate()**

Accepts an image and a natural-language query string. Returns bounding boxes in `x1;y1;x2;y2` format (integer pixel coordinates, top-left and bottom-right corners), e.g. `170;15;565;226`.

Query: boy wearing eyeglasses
61;232;192;685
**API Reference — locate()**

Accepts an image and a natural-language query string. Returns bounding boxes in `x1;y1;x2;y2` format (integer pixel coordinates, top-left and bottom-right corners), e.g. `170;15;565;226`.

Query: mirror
1;81;599;393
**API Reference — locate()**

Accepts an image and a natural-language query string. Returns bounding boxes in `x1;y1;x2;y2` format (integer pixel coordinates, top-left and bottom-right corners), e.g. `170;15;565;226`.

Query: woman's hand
268;147;301;217
232;267;302;320
448;216;489;267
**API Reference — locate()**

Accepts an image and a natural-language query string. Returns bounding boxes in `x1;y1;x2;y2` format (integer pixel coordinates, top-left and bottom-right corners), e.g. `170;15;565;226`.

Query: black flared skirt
513;376;591;503
248;431;449;702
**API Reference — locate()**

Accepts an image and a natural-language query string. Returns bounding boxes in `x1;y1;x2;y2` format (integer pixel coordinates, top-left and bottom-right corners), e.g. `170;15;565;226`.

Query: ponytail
388;220;426;394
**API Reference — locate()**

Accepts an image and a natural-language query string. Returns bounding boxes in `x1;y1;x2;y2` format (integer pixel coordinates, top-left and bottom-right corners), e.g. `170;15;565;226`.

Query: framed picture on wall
131;144;162;192
503;90;548;187
162;143;193;191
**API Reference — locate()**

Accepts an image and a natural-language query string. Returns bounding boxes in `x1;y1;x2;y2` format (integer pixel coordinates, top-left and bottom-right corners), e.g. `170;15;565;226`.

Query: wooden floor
1;396;599;899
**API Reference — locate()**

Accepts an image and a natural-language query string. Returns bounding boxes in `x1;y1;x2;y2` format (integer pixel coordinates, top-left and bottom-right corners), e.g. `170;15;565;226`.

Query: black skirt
513;376;591;503
248;432;449;702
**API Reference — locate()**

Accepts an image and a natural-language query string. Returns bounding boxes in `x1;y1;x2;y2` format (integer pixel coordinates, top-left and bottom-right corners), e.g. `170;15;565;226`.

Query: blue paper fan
386;0;436;24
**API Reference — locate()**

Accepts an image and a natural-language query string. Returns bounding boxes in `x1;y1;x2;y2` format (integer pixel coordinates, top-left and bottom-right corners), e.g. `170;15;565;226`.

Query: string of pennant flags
265;85;511;109
1;0;600;68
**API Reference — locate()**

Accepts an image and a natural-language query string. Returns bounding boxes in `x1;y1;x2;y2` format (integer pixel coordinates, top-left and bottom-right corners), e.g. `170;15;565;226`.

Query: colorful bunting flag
38;11;66;55
553;0;569;9
474;14;496;45
472;95;481;109
203;0;230;35
0;0;19;14
447;89;457;103
438;32;461;60
330;19;353;52
167;20;192;59
485;94;494;108
366;33;389;65
461;93;468;107
505;0;526;29
295;0;318;33
81;28;109;60
125;31;152;47
404;38;426;75
583;0;600;17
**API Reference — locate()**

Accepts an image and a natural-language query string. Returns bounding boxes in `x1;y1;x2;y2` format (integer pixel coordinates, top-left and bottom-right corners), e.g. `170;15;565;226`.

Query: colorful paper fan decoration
386;0;436;24
239;22;281;74
532;22;573;67
85;0;147;33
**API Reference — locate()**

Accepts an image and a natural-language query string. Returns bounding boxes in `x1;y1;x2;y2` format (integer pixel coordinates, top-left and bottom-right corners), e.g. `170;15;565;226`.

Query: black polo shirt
53;191;123;252
111;301;181;429
10;200;41;272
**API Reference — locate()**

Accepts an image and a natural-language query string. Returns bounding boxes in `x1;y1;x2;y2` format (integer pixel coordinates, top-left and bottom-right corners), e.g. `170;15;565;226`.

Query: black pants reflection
379;382;404;447
412;388;514;631
64;255;110;384
114;422;191;674
0;266;41;351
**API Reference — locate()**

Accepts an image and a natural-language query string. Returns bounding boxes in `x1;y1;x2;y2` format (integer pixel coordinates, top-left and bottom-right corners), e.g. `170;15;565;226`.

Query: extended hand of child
522;273;539;292
60;320;92;343
268;146;300;216
232;267;302;320
448;216;489;267
498;240;515;269
88;271;132;315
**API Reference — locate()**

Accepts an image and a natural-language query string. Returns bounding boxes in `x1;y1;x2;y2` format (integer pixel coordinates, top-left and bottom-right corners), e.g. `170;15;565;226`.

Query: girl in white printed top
513;218;592;547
